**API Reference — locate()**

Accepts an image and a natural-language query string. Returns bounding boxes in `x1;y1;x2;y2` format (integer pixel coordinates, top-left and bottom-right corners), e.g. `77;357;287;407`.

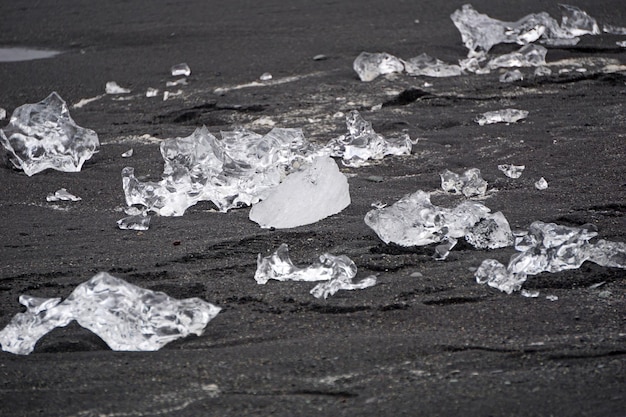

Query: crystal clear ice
498;164;525;178
476;109;529;125
440;168;488;197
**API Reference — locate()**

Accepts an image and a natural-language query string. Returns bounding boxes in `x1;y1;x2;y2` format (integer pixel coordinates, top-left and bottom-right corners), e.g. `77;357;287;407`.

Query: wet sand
0;1;625;416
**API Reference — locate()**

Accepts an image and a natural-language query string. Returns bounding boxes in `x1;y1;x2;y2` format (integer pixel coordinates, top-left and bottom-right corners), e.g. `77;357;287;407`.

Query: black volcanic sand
0;1;625;416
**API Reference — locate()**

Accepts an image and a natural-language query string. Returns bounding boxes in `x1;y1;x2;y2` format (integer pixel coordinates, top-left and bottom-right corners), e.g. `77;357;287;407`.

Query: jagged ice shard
249;156;350;229
402;53;462;77
364;190;513;249
123;125;316;216
326;110;415;167
475;222;626;294
353;52;404;82
255;243;376;299
0;92;100;176
0;272;221;355
440;168;488;197
475;109;529;126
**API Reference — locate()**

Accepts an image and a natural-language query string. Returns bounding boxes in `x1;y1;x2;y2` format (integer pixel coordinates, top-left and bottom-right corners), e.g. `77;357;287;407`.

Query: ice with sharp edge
402;53;462;77
249;156;350;229
123;125;316;216
46;188;81;202
498;164;525;178
105;81;131;94
171;63;191;77
476;109;529;125
0;92;100;176
364;190;513;249
0;272;221;355
475;221;626;294
255;243;377;299
440;168;488;197
326;110;415;167
353;52;404;82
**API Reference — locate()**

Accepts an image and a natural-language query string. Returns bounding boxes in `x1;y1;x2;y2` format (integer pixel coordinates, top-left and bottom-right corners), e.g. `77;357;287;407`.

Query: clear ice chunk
121;148;134;158
559;4;600;36
105;81;131;94
475;221;626;294
326;110;414;167
249;156;350;229
353;52;405;82
171;63;191;77
402;53;462;77
364;190;513;249
440;168;488;197
0;92;100;176
603;24;626;35
46;188;81;202
146;88;159;97
0;272;221;355
498;164;525;178
534;177;548;190
487;44;547;69
500;69;524;82
259;72;273;81
255;243;376;299
123;125;317;216
433;237;458;261
117;214;151;231
475;109;528;126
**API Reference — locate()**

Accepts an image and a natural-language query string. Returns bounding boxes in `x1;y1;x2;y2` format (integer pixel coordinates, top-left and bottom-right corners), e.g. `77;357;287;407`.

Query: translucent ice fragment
465;211;514;249
433;237;458;261
535;177;548;190
403;53;462;77
163;90;183;101
146;88;159;97
255;243;376;299
259;72;273;81
498;164;525;178
105;81;131;94
500;69;524;82
521;289;540;298
353;52;404;82
123;125;317;215
559;4;600;36
166;79;188;87
171;63;191;77
475;222;626;294
440;168;488;197
487;44;547;69
249;156;350;229
546;295;558;302
603;24;626;35
476;109;528;126
46;188;81;202
121;148;134;158
117;214;151;231
0;92;100;176
0;272;221;355
326;110;414;167
0;107;5;120
617;41;626;48
365;190;513;248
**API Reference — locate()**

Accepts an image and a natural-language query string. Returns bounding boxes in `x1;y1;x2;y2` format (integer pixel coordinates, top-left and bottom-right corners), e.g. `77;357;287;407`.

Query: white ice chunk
326;110;414;167
117;214;151;231
171;63;191;77
166;78;188;87
255;243;376;299
249;156;350;229
105;81;131;94
500;69;524;82
46;188;81;202
402;53;462;77
121;148;134;158
559;4;600;36
163;90;183;101
0;92;100;176
146;88;159;97
475;222;626;294
617;41;626;48
487;44;547;69
0;272;221;355
353;52;404;82
440;168;488;197
498;164;525;178
476;109;528;125
534;177;548;190
0;107;5;120
364;190;513;248
433;237;458;261
259;72;273;81
604;24;626;35
123;125;318;216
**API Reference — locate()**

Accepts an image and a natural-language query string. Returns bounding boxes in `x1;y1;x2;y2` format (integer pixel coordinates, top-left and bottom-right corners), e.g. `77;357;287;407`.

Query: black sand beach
0;1;625;416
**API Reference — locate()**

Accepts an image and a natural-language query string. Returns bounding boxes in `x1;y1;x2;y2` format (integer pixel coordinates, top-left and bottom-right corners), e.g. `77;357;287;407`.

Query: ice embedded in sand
364;190;513;249
0;272;221;355
117;214;151;231
498;164;525;178
255;243;376;299
475;109;529;126
353;52;404;82
475;222;626;294
500;69;524;82
171;63;191;77
0;92;100;176
123;125;316;216
249;156;350;229
326;110;415;167
105;81;131;94
46;188;81;202
487;44;547;69
440;168;488;198
535;177;548;190
402;53;462;77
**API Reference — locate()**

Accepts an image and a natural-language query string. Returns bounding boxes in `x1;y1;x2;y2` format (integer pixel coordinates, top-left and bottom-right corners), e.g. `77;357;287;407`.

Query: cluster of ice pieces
475;222;626;294
364;190;513;253
0;272;221;355
475;109;529;126
249;156;350;228
326;110;415;167
353;51;461;82
440;168;488;198
255;244;377;299
0;92;100;176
